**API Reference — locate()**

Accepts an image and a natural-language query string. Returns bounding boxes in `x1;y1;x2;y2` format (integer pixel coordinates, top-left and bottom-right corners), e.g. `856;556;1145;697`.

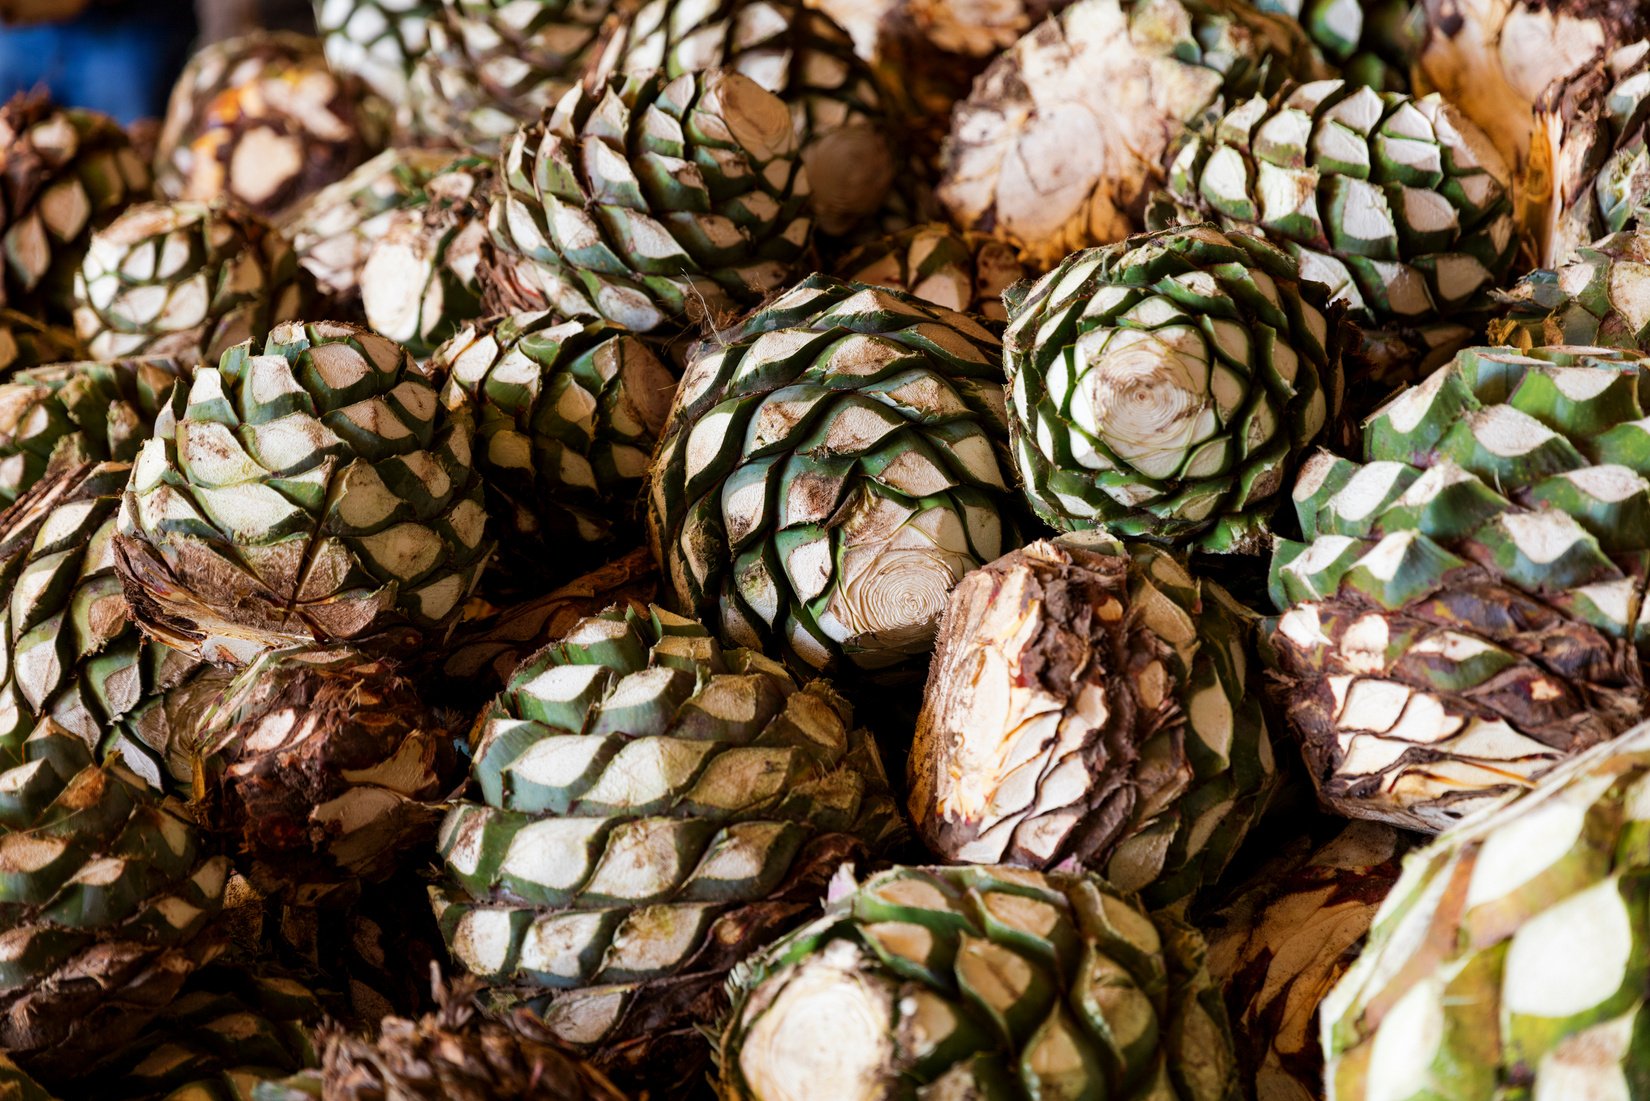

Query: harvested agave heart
909;535;1277;907
153;31;391;219
431;604;904;1088
0;92;152;322
191;645;458;894
1002;224;1346;554
114;320;492;664
937;0;1321;266
647;274;1026;680
1268;343;1650;831
0;722;231;1086
717;864;1244;1100
1322;719;1650;1101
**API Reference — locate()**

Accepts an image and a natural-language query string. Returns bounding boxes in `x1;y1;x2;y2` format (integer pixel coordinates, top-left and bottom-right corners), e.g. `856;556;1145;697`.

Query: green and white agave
1322;717;1650;1100
1004;223;1345;554
647;273;1025;678
1268;343;1650;831
115;320;492;665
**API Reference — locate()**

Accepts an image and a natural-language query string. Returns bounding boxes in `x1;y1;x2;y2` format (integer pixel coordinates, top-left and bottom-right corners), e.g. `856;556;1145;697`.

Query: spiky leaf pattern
1153;79;1516;381
0;358;187;508
1490;225;1650;353
359;155;492;358
436;547;658;700
647;274;1023;678
587;0;896;236
1003;224;1344;554
432;604;902;1085
0;723;230;1084
0;459;201;771
910;536;1276;907
1249;0;1423;91
718;864;1241;1100
317;0;441;107
431;310;677;578
258;974;626;1101
486;69;811;335
114;320;492;665
279;146;457;298
1268;344;1650;831
72;201;312;367
78;965;321;1099
406;0;619;154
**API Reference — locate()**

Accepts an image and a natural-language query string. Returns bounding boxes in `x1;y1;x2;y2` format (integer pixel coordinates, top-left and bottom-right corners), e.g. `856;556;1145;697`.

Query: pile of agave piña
6;0;1650;1097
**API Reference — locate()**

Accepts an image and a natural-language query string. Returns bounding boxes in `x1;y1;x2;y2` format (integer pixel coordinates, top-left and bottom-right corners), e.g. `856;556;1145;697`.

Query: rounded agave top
317;0;440;105
1004;222;1345;554
487;68;812;335
192;644;454;891
154;30;390;219
114;319;493;665
588;0;897;236
433;602;902;1084
937;0;1320;266
72;200;312;367
430;309;679;573
0;357;186;507
409;0;619;152
0;455;202;771
279;146;458;297
647;274;1023;678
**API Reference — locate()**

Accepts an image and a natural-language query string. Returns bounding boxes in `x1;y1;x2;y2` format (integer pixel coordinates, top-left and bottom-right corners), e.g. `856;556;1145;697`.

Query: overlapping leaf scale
431;604;901;1080
72;201;312;367
1268;344;1650;830
433;310;677;574
487;69;811;335
1322;721;1650;1100
718;865;1241;1100
909;537;1275;908
648;274;1021;677
116;320;491;664
1005;224;1343;554
1156;79;1515;380
0;724;230;1084
0;358;187;507
0;459;200;772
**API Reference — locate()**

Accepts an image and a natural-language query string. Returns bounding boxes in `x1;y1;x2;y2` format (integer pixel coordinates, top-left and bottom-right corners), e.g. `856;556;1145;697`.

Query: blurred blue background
0;0;313;124
0;2;199;123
